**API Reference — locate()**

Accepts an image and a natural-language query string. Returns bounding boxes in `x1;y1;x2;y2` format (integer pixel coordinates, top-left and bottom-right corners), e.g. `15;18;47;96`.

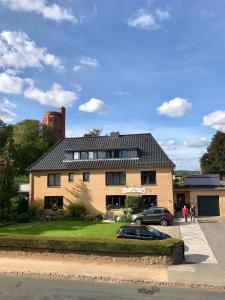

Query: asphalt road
0;277;224;300
198;217;225;266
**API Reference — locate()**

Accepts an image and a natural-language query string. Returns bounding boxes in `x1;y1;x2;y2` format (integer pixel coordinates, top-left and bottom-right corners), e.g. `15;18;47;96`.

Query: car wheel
135;219;142;225
160;219;168;226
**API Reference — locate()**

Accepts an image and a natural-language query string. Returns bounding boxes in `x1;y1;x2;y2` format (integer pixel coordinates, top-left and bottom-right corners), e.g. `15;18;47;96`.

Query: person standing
181;205;188;222
190;205;196;223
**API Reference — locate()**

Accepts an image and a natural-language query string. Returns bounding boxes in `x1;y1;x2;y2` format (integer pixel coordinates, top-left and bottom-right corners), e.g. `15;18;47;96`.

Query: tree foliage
200;131;225;177
83;128;102;137
12;119;55;175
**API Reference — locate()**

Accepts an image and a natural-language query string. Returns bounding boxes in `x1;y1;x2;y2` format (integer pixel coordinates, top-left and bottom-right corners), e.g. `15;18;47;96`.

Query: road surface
0;276;224;300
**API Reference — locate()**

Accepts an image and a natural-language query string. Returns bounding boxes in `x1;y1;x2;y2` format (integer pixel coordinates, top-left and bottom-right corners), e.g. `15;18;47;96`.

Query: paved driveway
198;217;225;267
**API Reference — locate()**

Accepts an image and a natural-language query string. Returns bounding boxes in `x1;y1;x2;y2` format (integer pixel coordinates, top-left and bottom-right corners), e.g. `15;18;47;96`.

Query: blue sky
0;0;225;170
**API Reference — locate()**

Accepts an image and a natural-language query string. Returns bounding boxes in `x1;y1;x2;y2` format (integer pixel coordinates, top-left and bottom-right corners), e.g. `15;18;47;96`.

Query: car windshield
146;227;162;237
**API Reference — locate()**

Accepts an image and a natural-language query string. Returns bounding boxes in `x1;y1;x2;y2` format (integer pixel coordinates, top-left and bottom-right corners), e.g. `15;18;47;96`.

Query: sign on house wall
122;187;146;194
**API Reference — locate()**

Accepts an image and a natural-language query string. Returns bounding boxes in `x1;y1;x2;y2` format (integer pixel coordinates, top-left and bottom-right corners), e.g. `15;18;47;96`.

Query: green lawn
0;220;123;238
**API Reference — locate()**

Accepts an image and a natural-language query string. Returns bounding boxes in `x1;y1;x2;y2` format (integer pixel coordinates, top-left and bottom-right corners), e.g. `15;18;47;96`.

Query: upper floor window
106;172;126;185
64;148;139;161
74;152;79;160
48;174;60;187
141;171;156;185
83;172;90;182
68;173;74;182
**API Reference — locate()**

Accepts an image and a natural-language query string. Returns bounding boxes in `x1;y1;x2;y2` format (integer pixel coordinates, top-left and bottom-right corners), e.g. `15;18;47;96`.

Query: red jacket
182;207;188;215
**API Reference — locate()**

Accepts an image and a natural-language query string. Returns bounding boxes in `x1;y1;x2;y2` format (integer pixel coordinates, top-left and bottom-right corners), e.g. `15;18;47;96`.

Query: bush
0;234;184;257
17;195;29;214
125;196;142;213
29;202;42;219
68;202;86;219
17;213;29;223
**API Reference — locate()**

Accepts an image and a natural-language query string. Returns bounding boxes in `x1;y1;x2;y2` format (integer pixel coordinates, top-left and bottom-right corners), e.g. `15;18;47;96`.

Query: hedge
0;234;183;256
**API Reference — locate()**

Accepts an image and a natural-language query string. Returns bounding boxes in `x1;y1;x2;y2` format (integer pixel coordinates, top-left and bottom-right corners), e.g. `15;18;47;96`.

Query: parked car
116;225;171;240
132;207;173;226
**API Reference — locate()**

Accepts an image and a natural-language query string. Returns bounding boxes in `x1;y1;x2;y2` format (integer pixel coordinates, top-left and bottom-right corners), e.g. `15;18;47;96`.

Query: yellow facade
174;188;225;216
30;167;174;215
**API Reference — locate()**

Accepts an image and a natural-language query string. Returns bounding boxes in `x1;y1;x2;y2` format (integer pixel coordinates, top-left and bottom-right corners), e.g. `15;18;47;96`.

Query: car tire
160;219;168;226
135;219;142;225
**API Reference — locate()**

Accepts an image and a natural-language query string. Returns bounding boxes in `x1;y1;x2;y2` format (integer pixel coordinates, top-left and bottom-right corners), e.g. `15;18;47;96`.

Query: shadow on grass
0;220;122;238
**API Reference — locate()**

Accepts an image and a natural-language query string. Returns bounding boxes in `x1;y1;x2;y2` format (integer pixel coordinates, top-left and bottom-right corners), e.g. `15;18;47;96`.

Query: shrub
95;213;103;221
125;196;142;213
17;213;29;223
68;202;86;219
0;234;184;258
29;202;42;219
17;195;29;214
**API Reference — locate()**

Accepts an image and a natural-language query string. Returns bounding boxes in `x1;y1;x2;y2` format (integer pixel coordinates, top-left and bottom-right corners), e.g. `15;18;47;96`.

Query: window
97;151;106;159
142;195;157;209
80;152;88;159
139;228;153;238
125;228;137;236
106;172;126;185
120;149;128;158
141;171;156;184
74;152;79;160
64;151;73;160
68;173;74;181
48;174;60;187
83;172;90;182
106;195;126;209
44;196;63;209
88;151;94;159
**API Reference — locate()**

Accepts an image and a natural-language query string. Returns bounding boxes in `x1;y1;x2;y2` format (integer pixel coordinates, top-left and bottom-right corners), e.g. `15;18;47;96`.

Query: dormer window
74;152;79;160
64;148;139;161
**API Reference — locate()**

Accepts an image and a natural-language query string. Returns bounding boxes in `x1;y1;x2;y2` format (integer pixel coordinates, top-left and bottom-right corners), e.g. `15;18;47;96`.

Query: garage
197;196;220;216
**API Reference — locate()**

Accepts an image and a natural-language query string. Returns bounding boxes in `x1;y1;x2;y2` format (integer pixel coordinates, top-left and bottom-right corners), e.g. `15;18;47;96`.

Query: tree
200;131;225;177
12;119;55;175
83;128;102;137
0;120;17;220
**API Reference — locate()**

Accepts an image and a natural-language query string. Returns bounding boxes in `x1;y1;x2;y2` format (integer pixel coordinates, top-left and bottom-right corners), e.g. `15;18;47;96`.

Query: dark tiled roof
28;133;175;171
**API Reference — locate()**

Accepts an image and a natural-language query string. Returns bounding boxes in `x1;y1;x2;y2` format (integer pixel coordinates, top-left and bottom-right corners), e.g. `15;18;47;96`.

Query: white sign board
122;187;146;194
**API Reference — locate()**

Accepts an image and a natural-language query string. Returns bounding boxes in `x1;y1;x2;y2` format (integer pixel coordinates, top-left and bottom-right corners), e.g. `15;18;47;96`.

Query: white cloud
74;65;83;72
0;72;24;94
24;83;78;108
155;9;170;21
184;138;209;148
116;91;131;96
0;0;76;22
0;31;63;70
203;110;225;132
74;83;82;93
127;6;170;30
0;98;16;122
74;57;99;72
79;98;109;113
158;140;176;150
157;97;192;118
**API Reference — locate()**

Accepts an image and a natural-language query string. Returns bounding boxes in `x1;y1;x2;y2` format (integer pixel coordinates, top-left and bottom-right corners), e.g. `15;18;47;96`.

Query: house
174;174;225;216
28;132;175;215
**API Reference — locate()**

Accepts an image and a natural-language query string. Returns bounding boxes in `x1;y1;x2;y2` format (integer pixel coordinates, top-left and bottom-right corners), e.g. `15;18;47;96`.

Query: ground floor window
106;195;126;209
141;195;157;209
44;196;63;209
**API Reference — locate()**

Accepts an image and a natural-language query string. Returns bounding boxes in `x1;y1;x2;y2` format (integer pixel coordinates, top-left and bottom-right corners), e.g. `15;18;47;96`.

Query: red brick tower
43;107;65;143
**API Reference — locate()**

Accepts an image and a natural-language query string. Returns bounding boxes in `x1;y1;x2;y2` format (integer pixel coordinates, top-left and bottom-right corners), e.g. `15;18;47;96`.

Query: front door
176;193;185;211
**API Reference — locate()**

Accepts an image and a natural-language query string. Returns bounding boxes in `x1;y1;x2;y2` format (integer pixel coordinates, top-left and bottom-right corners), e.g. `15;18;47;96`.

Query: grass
0;220;123;238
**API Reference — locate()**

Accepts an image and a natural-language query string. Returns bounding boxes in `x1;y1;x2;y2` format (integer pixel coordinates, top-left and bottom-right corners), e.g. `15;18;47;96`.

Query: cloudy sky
0;0;225;170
